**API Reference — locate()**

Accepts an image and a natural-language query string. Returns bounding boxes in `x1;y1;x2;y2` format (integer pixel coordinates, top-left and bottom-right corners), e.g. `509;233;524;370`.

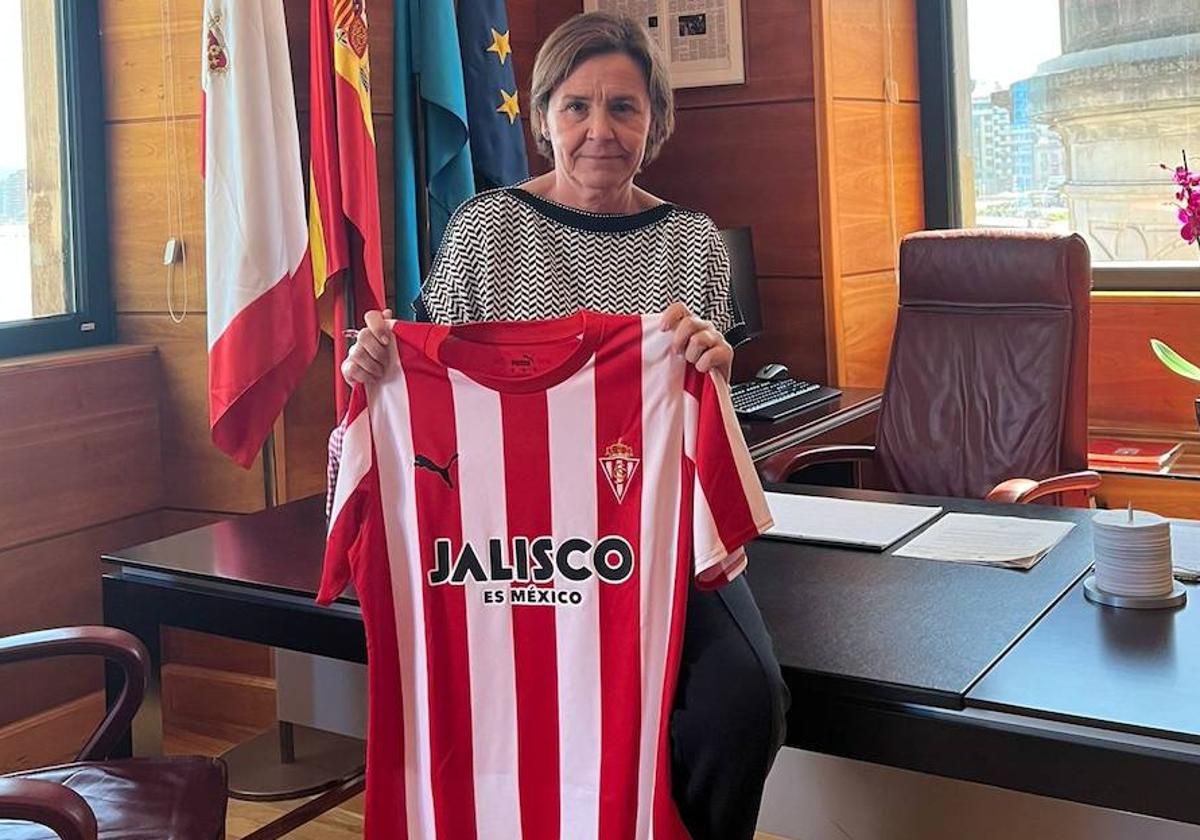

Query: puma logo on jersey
415;453;458;488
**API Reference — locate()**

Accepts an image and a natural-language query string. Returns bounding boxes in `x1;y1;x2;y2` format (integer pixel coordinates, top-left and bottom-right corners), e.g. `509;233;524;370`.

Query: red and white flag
202;0;318;467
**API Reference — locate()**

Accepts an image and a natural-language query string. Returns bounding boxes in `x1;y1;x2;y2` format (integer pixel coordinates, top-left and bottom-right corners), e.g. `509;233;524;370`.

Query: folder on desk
761;492;943;551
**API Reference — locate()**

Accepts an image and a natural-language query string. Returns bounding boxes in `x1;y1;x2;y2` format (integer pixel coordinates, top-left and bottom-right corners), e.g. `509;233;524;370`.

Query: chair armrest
0;627;147;762
985;470;1102;505
0;778;98;840
759;445;877;484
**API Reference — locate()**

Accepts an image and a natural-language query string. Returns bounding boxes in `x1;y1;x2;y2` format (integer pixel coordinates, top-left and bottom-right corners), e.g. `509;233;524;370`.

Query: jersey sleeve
684;366;774;589
317;384;377;605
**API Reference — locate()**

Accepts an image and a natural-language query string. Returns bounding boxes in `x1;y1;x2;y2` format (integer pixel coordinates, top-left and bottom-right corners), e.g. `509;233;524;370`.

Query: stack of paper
892;513;1076;569
1172;520;1200;581
762;492;943;551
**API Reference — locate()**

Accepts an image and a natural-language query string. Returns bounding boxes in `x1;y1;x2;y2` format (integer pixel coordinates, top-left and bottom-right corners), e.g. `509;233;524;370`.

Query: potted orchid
1149;152;1200;428
1162;150;1200;248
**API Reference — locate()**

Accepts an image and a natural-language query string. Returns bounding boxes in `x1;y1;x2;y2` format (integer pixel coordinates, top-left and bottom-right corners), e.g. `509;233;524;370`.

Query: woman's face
543;52;652;194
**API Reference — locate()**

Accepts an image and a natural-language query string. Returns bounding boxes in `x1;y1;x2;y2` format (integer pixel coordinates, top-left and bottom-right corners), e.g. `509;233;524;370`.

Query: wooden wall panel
830;0;919;102
0;347;162;551
640;102;821;278
117;314;266;512
0;692;107;773
100;0;202;122
0;345;154;431
840;270;898;388
535;0;582;40
161;663;276;742
1089;294;1200;433
818;0;925;387
0;508;220;729
163;628;272;678
832;101;924;277
0;409;162;550
107;119;206;314
1094;473;1200;520
282;335;337;503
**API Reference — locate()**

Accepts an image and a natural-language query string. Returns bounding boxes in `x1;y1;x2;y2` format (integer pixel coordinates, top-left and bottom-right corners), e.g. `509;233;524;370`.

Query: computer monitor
718;226;763;341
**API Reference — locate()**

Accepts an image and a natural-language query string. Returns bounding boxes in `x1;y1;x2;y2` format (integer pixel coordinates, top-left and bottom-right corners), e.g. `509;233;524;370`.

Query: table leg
102;575;163;758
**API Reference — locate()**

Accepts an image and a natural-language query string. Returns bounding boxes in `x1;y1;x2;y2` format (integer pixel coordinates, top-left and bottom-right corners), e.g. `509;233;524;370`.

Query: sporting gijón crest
599;439;639;503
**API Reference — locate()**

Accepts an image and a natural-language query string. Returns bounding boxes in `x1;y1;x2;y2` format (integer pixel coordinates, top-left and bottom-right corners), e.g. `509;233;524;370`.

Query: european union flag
458;0;530;190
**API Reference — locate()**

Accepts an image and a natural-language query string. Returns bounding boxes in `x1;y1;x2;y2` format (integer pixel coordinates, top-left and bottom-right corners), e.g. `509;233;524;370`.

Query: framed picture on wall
582;0;746;89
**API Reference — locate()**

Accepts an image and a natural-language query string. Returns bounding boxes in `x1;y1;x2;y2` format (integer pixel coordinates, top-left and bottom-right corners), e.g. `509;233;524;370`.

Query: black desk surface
104;497;328;598
106;485;1096;713
967;577;1200;745
746;486;1096;709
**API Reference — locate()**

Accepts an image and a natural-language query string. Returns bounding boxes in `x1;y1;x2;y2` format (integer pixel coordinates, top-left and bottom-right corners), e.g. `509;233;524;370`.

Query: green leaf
1150;339;1200;383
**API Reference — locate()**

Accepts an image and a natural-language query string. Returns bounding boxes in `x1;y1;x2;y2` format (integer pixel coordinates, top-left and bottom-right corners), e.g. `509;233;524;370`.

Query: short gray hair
530;12;675;166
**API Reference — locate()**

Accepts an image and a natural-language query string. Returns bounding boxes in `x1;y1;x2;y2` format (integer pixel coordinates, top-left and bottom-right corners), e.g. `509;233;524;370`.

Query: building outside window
946;0;1199;278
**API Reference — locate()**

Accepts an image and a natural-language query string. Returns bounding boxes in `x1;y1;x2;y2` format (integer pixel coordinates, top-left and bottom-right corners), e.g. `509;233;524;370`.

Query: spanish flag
309;0;386;417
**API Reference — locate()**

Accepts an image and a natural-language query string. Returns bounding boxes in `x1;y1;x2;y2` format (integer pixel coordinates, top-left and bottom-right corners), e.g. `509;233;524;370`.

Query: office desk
102;487;1200;826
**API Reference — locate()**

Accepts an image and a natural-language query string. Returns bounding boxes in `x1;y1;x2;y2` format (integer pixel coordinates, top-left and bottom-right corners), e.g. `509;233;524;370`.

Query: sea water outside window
947;0;1199;288
0;0;111;357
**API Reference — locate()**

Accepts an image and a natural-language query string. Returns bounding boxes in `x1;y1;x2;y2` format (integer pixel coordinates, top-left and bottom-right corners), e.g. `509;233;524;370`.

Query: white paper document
1171;520;1200;573
761;492;943;551
893;513;1076;569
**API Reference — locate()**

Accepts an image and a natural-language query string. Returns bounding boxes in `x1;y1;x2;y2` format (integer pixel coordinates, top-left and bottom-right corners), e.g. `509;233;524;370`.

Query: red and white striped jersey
318;310;772;840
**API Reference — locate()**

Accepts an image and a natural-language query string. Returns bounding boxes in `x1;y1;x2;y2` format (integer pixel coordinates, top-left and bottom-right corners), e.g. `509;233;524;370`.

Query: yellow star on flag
496;89;520;124
486;28;512;65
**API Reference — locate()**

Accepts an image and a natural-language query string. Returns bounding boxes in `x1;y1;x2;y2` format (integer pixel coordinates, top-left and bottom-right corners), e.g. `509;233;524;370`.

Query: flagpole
413;72;433;277
261;433;278;509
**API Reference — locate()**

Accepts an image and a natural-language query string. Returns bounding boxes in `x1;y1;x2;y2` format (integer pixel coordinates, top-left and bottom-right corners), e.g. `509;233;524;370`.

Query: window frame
915;0;1200;292
0;0;113;358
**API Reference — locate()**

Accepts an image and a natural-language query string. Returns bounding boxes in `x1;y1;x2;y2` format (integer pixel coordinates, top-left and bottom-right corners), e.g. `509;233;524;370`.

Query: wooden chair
0;626;228;839
762;230;1101;506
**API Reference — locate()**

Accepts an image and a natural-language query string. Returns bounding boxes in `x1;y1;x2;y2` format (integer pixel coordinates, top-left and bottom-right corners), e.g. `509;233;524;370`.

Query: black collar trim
505;188;675;233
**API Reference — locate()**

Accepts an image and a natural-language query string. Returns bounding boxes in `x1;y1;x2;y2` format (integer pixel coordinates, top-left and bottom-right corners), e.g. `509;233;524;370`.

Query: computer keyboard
731;378;842;421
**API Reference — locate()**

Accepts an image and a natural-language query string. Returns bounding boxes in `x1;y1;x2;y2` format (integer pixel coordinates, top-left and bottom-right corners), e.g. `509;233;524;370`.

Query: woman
341;12;788;839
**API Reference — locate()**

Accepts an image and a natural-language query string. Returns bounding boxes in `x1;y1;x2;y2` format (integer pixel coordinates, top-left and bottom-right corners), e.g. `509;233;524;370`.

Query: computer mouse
754;363;790;382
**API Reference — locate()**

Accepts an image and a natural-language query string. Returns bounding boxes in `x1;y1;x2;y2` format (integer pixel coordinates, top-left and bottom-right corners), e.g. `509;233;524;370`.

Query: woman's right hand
341;309;396;386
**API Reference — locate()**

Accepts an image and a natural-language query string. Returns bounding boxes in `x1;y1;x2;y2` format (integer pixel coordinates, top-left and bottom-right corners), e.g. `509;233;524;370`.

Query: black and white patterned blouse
413;187;746;343
328;186;745;517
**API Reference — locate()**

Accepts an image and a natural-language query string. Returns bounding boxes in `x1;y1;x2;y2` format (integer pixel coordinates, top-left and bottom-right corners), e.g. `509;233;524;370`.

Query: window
0;0;111;357
918;0;1200;289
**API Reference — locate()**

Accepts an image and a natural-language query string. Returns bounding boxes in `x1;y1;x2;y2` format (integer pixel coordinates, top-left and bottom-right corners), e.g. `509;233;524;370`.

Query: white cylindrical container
1092;509;1173;597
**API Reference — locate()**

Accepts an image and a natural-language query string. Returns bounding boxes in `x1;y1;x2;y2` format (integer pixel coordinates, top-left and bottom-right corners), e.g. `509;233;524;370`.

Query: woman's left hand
661;302;734;381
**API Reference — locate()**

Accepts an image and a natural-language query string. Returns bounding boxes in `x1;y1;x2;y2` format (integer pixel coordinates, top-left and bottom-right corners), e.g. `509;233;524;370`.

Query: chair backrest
874;229;1092;499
